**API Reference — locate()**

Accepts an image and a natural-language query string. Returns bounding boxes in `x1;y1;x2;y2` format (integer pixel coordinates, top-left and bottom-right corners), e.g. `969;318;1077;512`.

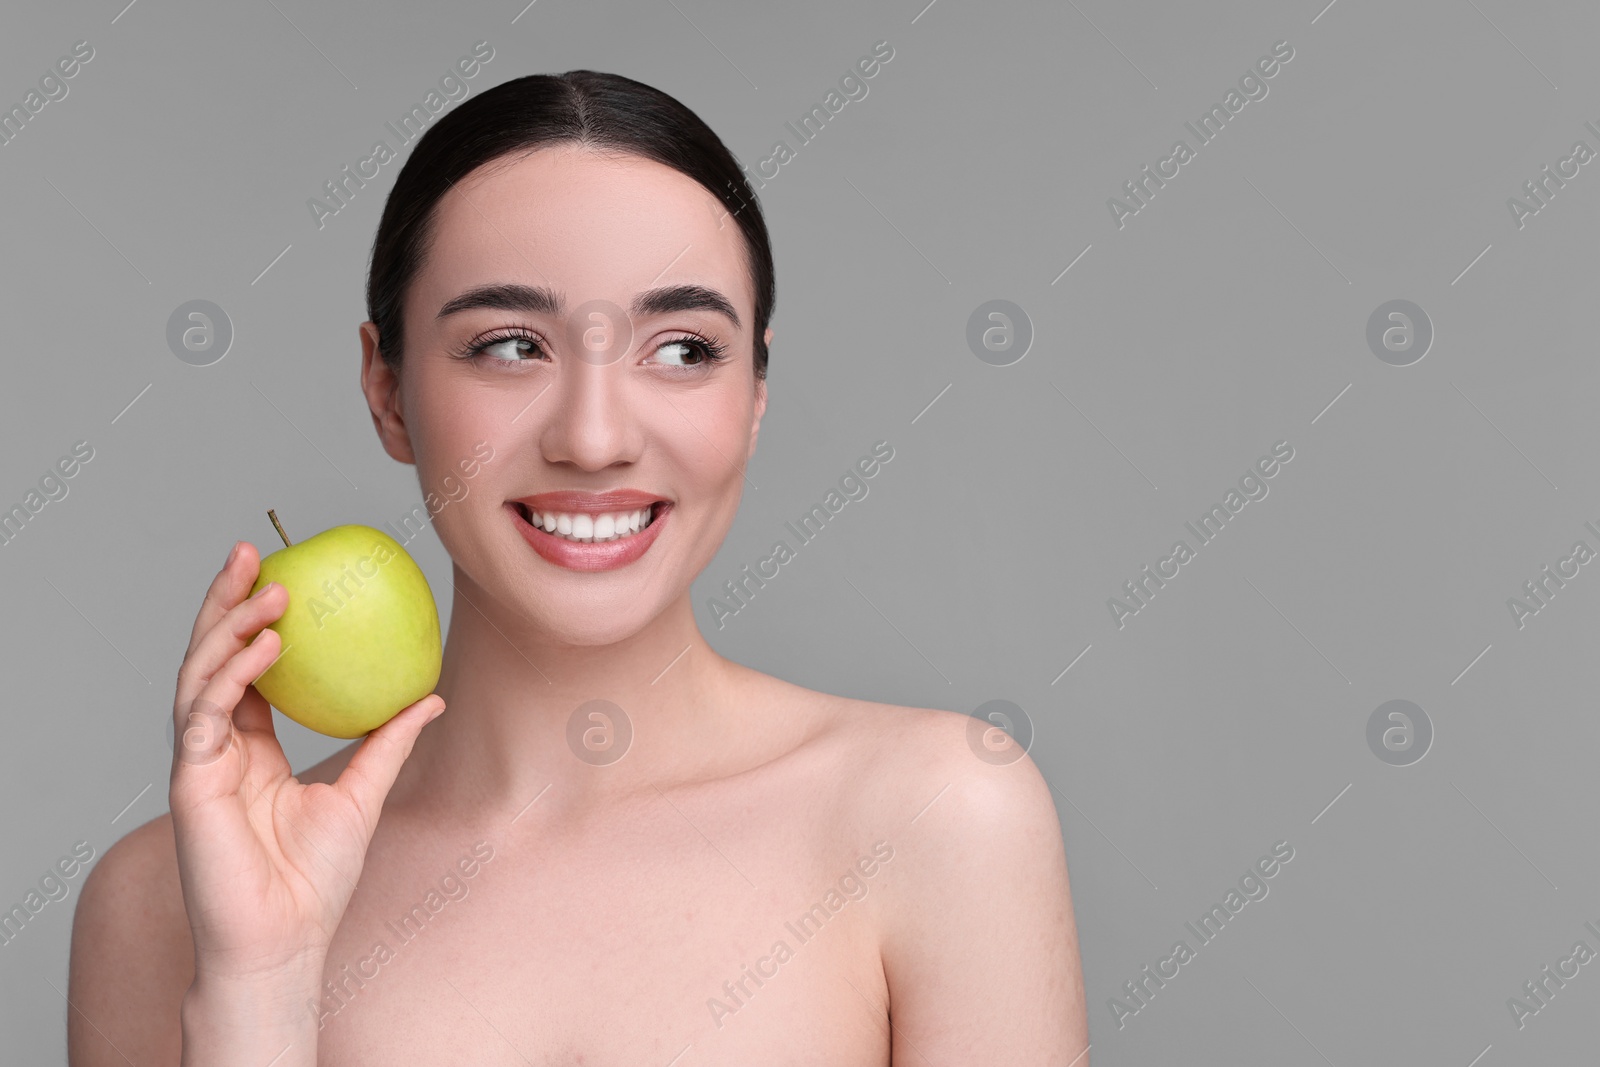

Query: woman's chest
311;793;895;1065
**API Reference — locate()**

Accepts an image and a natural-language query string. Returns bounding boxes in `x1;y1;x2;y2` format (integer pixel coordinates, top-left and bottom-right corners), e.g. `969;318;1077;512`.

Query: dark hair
366;70;775;379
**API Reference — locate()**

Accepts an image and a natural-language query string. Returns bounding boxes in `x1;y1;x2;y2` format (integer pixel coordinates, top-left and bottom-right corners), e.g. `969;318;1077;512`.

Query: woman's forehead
419;145;749;306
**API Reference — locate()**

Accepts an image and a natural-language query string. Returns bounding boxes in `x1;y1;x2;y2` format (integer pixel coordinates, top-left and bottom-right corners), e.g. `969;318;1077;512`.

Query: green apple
247;510;442;738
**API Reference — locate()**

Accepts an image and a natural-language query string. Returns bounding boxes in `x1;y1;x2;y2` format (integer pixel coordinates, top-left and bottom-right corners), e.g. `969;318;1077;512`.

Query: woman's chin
503;591;670;650
540;616;653;649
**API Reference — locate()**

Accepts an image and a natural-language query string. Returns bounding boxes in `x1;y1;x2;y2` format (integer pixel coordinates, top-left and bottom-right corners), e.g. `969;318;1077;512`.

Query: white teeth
521;505;658;544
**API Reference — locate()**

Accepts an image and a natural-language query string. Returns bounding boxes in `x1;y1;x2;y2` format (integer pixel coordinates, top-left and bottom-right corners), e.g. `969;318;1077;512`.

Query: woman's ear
748;327;772;459
360;322;416;465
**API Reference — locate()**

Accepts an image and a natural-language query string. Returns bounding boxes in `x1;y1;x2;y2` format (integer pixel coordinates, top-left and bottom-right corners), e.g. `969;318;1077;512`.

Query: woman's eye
479;336;540;361
465;333;719;368
650;340;706;367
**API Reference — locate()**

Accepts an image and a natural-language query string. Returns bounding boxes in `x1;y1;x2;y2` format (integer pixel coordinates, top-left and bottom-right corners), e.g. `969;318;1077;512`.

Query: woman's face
361;144;769;646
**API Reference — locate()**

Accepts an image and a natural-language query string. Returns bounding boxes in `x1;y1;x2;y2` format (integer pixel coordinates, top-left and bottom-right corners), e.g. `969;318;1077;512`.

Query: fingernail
250;582;275;599
427;700;446;722
224;541;240;568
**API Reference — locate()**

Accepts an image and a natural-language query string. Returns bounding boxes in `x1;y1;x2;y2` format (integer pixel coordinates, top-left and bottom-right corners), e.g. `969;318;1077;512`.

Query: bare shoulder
753;672;1065;857
763;679;1086;1054
834;696;1067;897
68;811;191;1065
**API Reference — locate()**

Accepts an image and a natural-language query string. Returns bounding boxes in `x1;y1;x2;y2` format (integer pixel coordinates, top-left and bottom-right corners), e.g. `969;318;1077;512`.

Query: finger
231;682;277;738
170;628;284;802
336;696;446;832
230;681;292;788
175;580;286;713
185;540;259;659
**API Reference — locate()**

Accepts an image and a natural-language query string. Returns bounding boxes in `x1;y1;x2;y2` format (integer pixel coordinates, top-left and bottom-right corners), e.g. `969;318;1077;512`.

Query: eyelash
453;326;730;371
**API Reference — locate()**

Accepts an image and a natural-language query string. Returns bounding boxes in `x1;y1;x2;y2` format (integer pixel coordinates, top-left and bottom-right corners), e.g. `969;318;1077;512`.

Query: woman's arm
877;742;1089;1064
67;814;327;1064
68;817;194;1065
69;541;443;1066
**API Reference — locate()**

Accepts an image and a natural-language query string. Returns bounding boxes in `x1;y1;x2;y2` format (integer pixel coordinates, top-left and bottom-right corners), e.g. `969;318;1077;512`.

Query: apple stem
267;509;293;547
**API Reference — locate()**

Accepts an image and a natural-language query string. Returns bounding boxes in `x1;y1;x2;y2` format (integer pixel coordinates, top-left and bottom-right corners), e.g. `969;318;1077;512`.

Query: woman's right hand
168;539;445;993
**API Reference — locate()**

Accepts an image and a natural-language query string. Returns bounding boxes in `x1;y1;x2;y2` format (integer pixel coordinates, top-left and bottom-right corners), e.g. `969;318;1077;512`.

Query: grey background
2;0;1596;1062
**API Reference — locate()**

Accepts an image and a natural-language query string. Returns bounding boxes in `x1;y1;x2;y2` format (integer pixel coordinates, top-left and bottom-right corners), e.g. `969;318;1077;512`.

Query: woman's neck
385;565;759;821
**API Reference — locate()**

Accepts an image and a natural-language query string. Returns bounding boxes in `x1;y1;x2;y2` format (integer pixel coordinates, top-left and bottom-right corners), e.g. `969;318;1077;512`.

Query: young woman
68;70;1087;1065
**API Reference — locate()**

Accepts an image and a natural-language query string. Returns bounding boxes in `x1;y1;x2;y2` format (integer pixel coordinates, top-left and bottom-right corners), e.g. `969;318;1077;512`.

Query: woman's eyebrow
437;283;561;319
631;284;741;330
437;282;740;330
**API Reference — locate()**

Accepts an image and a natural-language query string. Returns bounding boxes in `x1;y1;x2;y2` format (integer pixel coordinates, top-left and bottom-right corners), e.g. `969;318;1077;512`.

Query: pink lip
507;498;671;572
512;489;666;514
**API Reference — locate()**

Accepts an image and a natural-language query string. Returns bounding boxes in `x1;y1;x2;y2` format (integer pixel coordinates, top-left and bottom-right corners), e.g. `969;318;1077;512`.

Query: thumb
336;695;445;830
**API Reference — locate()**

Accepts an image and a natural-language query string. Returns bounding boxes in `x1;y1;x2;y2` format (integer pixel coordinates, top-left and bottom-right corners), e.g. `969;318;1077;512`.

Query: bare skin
68;144;1087;1065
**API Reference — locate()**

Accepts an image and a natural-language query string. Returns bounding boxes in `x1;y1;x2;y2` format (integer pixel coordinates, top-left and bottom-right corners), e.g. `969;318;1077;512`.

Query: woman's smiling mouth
513;501;660;543
506;490;672;571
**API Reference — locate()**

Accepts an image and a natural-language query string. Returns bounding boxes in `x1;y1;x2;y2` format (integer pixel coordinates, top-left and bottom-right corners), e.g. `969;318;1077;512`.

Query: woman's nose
539;358;643;472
